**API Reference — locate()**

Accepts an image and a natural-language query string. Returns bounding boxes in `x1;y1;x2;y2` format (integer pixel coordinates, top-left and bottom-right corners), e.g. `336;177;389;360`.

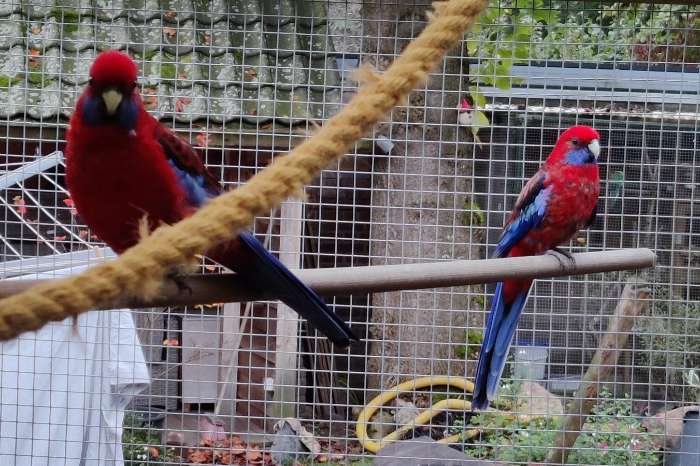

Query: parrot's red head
80;50;141;132
547;125;601;167
458;98;472;112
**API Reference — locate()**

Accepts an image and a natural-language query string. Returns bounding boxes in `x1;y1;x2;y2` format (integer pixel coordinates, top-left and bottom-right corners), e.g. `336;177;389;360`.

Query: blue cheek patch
82;94;102;126
118;97;138;131
80;93;138;132
565;148;594;165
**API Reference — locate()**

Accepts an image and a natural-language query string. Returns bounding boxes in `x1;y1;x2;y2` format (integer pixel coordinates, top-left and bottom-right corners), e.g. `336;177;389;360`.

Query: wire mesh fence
0;0;698;464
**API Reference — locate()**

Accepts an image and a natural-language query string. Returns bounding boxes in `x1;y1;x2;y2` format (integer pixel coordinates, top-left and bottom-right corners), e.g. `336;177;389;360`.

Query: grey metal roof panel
193;0;227;25
127;0;161;23
0;0;341;128
95;0;126;21
229;0;262;26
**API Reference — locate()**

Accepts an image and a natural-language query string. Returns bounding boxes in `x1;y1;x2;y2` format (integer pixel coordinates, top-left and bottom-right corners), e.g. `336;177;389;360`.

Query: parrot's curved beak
102;89;123;115
588;139;600;159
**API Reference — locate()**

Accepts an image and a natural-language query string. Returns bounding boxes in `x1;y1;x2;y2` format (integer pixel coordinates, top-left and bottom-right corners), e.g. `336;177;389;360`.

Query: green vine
465;1;698;140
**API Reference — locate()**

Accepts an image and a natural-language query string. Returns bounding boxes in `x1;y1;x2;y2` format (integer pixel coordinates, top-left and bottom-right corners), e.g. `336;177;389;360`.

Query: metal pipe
0;248;655;311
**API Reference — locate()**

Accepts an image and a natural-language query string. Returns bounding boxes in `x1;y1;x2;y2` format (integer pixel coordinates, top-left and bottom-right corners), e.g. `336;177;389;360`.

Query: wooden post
215;302;242;426
271;200;304;419
546;278;651;465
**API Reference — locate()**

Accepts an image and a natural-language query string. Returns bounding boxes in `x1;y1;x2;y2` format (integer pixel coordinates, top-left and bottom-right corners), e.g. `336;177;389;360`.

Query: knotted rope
0;0;488;341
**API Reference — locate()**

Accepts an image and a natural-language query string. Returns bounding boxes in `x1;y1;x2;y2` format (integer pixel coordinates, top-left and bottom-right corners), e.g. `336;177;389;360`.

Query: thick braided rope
0;0;488;341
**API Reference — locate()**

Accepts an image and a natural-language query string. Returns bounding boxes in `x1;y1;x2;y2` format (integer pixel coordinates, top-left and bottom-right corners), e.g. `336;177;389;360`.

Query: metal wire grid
0;0;698;464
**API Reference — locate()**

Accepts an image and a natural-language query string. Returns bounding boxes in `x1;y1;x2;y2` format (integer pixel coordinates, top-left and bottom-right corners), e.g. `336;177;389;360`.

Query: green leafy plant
465;0;558;139
635;286;700;403
456;389;661;465
455;328;484;360
534;2;698;63
122;414;178;466
464;1;698;141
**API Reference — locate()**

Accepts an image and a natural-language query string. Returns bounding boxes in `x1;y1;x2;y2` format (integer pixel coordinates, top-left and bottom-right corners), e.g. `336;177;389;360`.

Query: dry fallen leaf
163;26;177;38
246;449;262;462
214;448;232;464
186;448;211;463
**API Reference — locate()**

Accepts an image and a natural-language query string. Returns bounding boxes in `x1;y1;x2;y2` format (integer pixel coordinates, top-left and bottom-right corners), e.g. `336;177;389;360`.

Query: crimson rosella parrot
65;50;358;347
471;125;601;410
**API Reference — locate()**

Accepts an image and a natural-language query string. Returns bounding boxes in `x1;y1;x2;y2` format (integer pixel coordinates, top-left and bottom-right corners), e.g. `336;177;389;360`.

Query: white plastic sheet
0;266;150;466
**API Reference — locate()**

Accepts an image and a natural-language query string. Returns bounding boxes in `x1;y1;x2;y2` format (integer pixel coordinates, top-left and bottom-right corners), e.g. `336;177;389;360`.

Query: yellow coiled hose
355;376;481;453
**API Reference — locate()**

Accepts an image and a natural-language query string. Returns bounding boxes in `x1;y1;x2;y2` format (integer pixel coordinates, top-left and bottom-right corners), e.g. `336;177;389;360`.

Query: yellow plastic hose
355;376;481;453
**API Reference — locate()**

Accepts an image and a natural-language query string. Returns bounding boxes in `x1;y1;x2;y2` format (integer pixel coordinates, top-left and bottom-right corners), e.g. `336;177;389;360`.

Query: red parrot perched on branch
471;125;601;410
65;50;357;347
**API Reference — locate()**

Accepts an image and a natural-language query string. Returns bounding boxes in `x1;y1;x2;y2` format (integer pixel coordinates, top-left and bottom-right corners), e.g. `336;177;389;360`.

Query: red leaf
63;197;78;215
196;132;209;148
175;97;192;113
13;196;27;216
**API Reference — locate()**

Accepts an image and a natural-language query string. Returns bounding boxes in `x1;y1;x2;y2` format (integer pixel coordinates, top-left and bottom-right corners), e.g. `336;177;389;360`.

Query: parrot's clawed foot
167;271;193;295
547;247;576;272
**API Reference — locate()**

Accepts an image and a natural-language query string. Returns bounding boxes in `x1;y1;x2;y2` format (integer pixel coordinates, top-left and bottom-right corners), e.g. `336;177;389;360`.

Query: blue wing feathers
168;160;213;208
492;188;549;258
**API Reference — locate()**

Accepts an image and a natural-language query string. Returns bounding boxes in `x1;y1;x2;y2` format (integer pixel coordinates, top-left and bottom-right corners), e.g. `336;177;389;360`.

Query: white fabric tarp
0;265;151;466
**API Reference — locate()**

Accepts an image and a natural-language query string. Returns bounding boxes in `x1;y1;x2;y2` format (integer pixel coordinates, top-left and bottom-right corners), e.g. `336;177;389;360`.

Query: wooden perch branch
546;278;651;465
0;248;654;311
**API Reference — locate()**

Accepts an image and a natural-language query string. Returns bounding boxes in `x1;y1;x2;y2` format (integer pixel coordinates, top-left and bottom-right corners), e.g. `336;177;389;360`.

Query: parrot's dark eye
570;138;579;146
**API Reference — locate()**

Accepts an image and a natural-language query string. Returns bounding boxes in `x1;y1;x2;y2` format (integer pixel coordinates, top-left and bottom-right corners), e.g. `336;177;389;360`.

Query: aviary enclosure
0;0;698;465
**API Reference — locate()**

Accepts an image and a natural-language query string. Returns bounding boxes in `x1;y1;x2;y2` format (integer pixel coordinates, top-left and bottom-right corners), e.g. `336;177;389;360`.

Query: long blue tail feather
472;283;531;410
235;232;358;347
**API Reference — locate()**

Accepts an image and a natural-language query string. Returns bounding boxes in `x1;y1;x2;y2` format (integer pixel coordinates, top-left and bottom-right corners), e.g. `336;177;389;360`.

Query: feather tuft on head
89;50;138;89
